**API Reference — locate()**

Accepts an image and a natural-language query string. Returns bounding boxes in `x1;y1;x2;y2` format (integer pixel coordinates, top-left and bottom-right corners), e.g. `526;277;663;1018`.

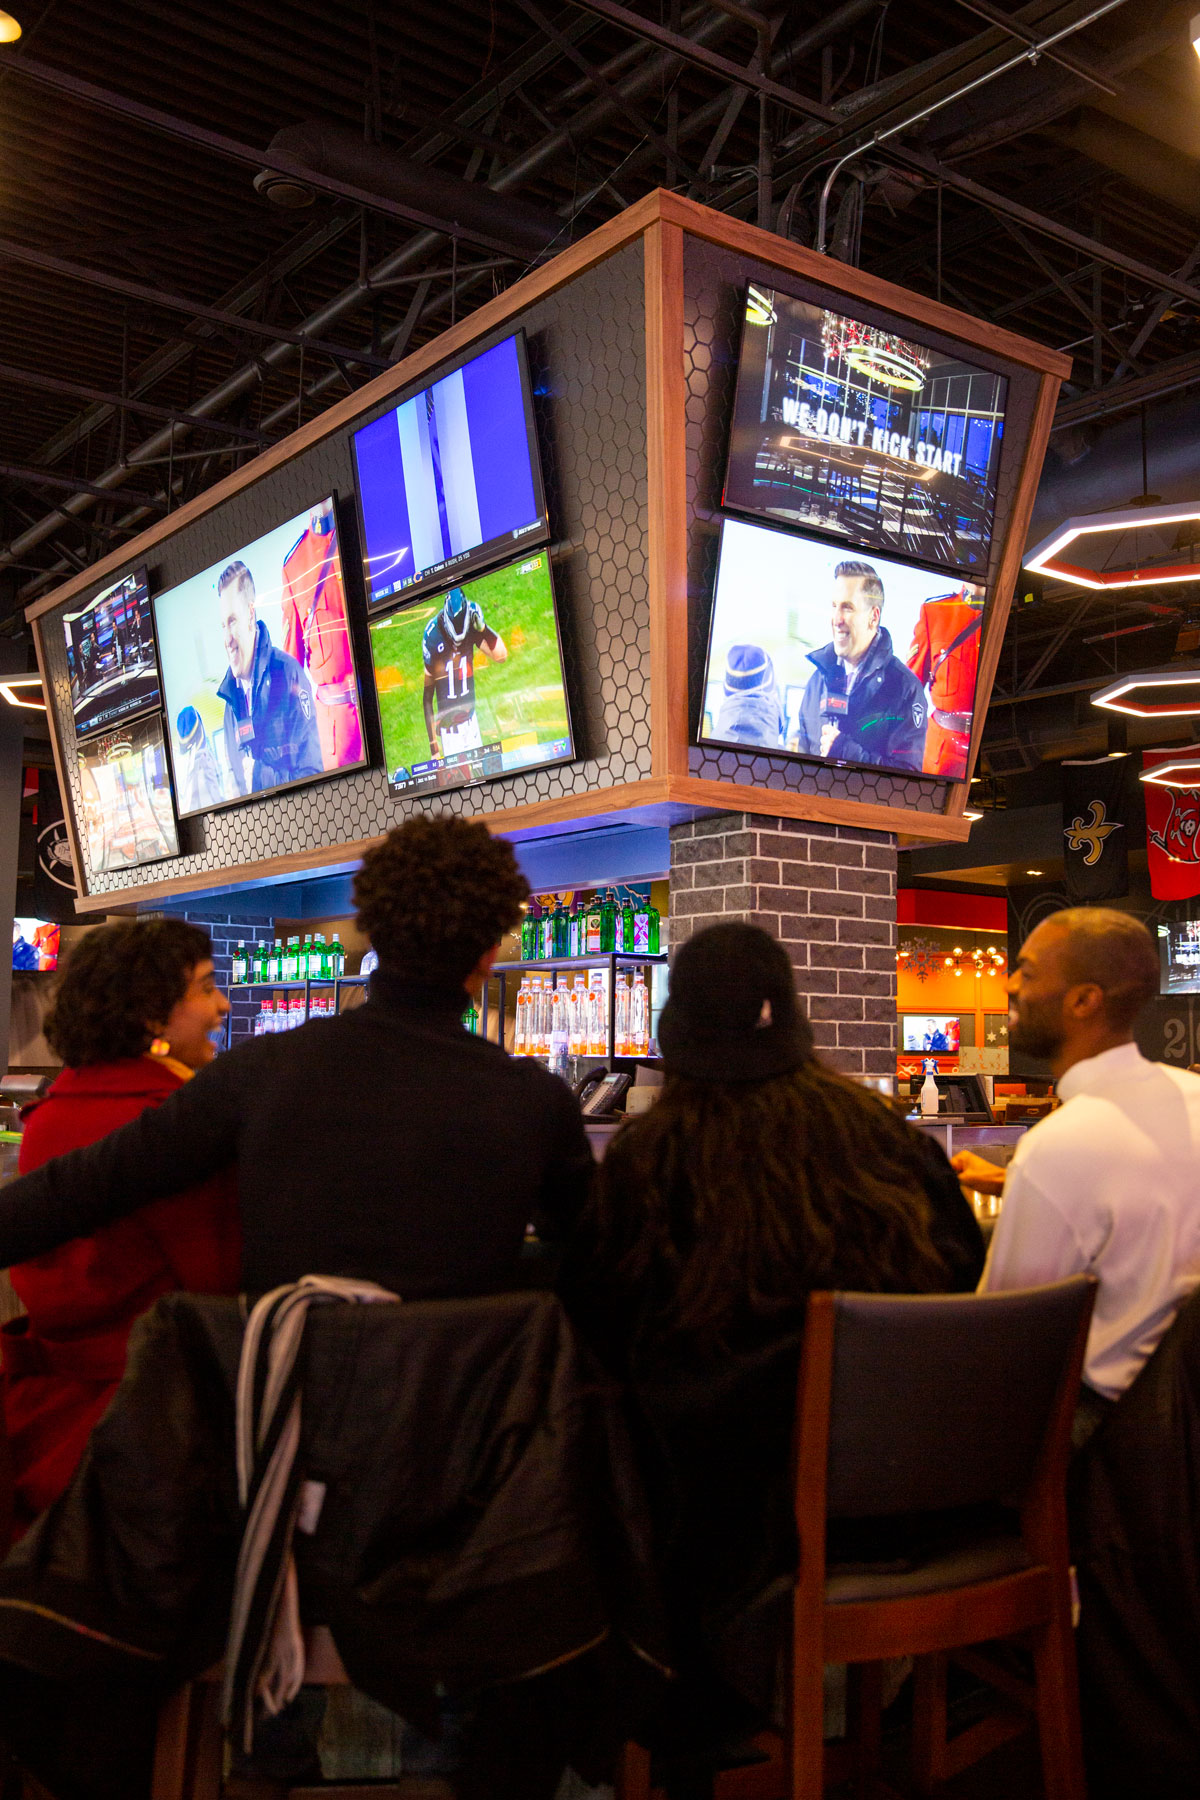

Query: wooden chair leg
910;1653;948;1797
845;1662;884;1792
151;1679;224;1800
787;1640;826;1800
615;1740;653;1800
1031;1611;1087;1800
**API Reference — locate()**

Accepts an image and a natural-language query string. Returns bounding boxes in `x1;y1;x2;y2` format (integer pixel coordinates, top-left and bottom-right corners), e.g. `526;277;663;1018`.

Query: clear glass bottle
587;968;607;1058
615;970;631;1058
288;993;305;1030
514;977;529;1056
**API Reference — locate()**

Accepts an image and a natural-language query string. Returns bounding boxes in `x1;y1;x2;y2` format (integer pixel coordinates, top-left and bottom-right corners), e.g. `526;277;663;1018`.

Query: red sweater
2;1057;240;1539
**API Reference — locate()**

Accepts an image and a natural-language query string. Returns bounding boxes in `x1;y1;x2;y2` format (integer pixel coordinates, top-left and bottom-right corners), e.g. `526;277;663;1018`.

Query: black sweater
0;973;593;1297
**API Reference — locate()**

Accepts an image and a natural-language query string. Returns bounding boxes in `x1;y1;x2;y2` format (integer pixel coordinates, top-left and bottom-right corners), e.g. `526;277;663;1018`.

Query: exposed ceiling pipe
4;2;753;589
253;121;562;262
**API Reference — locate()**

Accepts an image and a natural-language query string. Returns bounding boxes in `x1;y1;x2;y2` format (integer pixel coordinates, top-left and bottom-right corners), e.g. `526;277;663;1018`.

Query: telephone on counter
573;1069;632;1119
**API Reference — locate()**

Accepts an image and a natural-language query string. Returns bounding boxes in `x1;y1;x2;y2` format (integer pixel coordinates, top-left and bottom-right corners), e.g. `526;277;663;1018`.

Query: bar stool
616;1276;1095;1800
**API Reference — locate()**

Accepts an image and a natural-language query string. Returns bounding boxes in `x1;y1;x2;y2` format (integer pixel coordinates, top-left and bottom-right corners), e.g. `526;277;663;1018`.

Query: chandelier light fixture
820;314;930;391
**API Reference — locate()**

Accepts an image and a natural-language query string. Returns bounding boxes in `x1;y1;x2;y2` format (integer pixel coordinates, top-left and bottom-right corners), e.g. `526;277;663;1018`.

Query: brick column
178;910;276;1046
669;814;897;1078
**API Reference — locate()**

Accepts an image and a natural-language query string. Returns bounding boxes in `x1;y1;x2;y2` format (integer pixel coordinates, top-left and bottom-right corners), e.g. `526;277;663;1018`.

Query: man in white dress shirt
953;908;1200;1428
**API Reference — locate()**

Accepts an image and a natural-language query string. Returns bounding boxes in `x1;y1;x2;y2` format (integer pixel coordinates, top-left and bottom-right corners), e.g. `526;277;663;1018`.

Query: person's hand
950;1150;1006;1196
819;721;839;757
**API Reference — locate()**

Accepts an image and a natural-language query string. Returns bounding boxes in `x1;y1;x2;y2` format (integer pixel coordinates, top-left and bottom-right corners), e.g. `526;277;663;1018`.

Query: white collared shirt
980;1042;1200;1399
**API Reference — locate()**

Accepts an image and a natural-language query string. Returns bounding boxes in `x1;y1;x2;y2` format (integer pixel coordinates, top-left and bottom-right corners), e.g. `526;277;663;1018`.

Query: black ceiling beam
1053;347;1200;427
0;463;168;511
0;236;391;371
0;361;269;444
564;0;840;122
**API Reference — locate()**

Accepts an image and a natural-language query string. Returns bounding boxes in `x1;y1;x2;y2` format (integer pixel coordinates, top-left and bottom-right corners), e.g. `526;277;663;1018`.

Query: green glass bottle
232;941;247;985
618;890;636;954
255;939;269;984
567;897;583;959
599;889;618;954
522;902;540;961
311;933;327;979
461;1000;479;1034
300;934;314;980
330;934;345;978
270;939;284;983
632;896;661;955
551;901;570;959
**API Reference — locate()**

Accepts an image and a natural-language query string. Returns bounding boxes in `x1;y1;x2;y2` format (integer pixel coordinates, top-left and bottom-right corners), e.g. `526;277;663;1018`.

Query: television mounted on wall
724;284;1009;576
350;330;550;611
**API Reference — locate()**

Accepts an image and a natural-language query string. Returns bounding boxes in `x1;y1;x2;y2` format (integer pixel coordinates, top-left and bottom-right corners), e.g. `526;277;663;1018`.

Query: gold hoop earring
148;1037;171;1059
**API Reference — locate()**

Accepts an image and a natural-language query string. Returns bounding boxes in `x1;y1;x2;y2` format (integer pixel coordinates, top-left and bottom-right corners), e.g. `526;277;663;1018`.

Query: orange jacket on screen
906;595;984;714
281;525;354;689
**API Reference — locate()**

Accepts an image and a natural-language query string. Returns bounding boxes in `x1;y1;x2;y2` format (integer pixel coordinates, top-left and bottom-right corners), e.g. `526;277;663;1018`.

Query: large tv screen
351;331;549;610
724;285;1008;574
153;495;369;818
900;1014;961;1054
12;919;59;972
1158;921;1200;995
700;518;986;782
368;549;573;800
77;713;180;873
62;567;159;738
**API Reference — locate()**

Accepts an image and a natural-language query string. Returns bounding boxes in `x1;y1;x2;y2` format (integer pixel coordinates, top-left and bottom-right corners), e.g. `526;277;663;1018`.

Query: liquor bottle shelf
231;975;367;989
492;952;667;972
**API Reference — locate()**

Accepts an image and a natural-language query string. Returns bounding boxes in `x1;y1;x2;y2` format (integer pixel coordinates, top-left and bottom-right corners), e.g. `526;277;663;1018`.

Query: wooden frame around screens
29;190;1069;911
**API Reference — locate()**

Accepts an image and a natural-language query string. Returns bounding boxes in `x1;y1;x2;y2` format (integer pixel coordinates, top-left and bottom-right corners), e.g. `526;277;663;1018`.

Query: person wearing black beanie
562;921;984;1798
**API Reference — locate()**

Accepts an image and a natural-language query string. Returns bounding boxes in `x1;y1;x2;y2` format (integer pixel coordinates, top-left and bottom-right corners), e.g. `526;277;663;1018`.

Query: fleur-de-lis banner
1144;746;1200;901
1061;754;1133;903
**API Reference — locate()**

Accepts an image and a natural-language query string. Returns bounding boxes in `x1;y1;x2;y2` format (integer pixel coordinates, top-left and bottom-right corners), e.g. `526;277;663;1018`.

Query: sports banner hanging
1144;746;1200;901
1061;754;1133;903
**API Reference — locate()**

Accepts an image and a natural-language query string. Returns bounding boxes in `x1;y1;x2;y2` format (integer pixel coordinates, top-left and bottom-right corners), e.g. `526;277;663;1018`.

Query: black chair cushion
825;1532;1034;1604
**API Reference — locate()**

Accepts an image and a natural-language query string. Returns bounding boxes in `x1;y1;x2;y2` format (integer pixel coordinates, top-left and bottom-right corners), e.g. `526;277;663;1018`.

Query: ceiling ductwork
253;121;563;263
1031;389;1200;544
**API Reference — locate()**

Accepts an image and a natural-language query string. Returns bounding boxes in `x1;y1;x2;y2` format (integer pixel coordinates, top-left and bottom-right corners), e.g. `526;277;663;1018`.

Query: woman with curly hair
2;918;239;1540
565;923;984;1791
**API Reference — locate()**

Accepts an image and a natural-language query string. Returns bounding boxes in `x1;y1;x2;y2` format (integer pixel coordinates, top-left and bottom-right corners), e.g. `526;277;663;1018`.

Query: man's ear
1066;982;1105;1022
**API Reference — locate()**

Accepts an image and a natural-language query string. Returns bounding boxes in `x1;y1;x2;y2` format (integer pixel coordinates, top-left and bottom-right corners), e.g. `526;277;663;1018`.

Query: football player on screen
422;586;508;762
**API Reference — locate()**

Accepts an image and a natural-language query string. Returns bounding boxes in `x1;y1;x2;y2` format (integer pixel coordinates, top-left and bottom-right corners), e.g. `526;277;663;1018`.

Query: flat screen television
368;548;573;800
77;713;180;873
351;331;549;610
900;1014;961;1054
12;918;59;973
62;566;159;738
153;494;369;818
699;517;986;782
1157;921;1200;995
724;284;1009;575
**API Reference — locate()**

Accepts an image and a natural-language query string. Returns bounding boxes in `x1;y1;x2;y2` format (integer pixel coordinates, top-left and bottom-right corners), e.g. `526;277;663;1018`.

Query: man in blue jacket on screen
793;560;928;772
215;559;323;797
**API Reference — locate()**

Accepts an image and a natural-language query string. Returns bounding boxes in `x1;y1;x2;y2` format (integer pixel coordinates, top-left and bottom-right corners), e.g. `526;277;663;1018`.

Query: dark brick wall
179;910;275;1046
669;814;897;1078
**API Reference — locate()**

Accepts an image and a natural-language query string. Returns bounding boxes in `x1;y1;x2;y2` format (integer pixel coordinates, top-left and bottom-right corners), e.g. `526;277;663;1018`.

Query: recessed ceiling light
0;11;21;43
1026;869;1043;876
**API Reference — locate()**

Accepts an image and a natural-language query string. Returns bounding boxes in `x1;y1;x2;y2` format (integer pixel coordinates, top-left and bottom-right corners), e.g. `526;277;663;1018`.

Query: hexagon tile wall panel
46;242;651;900
681;235;1041;816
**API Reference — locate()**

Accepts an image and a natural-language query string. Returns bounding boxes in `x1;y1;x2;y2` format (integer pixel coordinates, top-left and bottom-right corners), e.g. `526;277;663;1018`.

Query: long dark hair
590;1061;949;1346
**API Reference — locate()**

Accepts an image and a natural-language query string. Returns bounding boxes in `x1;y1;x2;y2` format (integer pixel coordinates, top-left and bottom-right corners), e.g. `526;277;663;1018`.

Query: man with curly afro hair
0;816;593;1298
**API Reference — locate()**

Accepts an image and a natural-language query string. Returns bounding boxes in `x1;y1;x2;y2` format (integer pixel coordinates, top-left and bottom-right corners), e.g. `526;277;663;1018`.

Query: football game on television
153;495;368;819
12;919;59;973
700;518;986;782
62;567;159;738
1157;920;1200;995
368;550;573;800
724;285;1009;574
77;713;180;873
900;1014;961;1054
351;331;549;610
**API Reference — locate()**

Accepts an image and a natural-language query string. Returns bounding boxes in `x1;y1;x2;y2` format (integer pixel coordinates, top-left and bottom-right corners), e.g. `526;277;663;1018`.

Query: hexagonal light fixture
1140;756;1200;788
0;674;44;711
1091;665;1200;718
1024;501;1200;591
